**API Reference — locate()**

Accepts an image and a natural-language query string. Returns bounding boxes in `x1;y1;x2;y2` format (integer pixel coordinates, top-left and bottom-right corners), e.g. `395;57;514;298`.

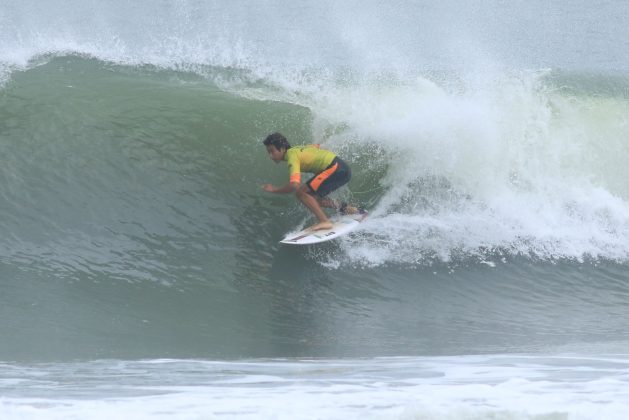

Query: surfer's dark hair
263;132;291;150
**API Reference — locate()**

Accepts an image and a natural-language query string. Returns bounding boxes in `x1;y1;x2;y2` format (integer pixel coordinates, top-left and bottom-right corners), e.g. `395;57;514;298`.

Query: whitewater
1;0;629;419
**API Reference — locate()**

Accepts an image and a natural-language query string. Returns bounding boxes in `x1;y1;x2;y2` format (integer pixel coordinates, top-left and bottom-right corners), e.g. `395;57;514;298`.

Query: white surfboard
280;213;367;245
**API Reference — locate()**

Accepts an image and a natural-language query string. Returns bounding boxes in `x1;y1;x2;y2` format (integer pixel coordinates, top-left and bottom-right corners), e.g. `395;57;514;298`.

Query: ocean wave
1;55;629;266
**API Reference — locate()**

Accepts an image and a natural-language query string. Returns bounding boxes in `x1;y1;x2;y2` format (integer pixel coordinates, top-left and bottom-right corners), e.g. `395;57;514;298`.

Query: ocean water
1;1;629;418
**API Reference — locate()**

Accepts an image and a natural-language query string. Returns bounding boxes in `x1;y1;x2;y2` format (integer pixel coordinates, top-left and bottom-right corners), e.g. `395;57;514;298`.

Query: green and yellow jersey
284;144;336;184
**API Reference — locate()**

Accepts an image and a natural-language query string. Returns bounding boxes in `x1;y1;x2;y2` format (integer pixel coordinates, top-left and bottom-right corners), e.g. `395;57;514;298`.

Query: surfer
262;132;364;231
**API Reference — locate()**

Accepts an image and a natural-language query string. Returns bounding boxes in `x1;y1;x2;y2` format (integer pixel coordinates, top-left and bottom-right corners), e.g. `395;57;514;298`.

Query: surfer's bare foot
308;221;334;231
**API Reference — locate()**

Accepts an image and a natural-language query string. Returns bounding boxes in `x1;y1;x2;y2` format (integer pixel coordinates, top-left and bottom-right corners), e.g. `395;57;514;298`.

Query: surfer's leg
308;160;348;210
338;201;364;215
301;157;358;230
317;197;361;215
296;185;333;231
318;197;337;208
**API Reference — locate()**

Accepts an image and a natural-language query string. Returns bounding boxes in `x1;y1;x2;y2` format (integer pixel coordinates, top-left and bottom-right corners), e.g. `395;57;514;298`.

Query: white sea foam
317;73;629;264
1;355;628;419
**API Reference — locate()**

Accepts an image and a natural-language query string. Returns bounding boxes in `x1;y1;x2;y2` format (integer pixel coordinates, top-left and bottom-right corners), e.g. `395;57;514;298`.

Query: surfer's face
266;145;285;162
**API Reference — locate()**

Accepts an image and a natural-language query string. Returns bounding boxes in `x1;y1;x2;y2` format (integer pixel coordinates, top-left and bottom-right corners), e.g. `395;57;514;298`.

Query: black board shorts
306;157;351;197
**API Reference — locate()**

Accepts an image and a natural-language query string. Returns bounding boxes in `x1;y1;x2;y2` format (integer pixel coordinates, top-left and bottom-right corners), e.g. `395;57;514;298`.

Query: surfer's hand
262;184;276;193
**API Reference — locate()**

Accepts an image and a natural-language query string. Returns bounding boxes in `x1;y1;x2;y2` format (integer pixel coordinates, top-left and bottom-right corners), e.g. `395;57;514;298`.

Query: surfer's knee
295;184;312;198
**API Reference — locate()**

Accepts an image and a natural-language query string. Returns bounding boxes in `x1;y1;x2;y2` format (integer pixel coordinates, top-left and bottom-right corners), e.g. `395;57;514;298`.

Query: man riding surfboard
261;132;364;231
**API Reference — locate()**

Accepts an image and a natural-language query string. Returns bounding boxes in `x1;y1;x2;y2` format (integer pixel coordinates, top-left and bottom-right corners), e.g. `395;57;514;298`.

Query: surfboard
280;213;367;245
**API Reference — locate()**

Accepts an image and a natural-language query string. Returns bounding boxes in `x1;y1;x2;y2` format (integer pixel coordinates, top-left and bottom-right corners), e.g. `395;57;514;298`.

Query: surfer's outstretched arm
262;182;299;194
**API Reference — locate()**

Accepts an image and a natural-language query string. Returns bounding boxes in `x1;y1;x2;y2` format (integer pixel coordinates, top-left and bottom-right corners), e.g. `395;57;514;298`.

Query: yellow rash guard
284;145;336;184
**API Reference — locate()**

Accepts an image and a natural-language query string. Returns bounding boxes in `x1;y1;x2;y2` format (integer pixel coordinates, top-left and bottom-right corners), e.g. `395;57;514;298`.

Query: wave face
1;0;629;365
3;1;629;264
